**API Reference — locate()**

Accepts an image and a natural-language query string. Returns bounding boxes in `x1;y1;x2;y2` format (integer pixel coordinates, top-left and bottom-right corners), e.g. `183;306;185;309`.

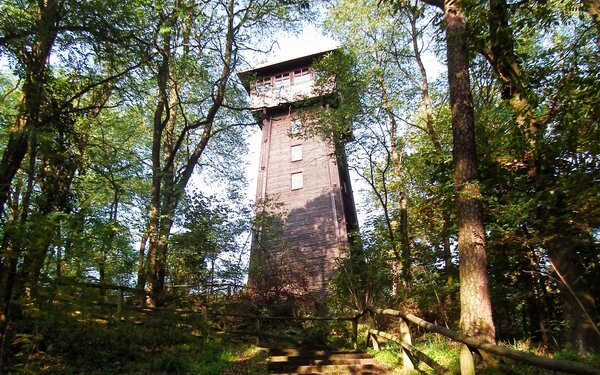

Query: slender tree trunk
145;0;235;306
444;0;496;343
408;4;442;152
378;76;410;290
135;225;149;294
154;82;178;296
0;0;58;219
145;27;171;306
484;0;599;352
407;4;455;300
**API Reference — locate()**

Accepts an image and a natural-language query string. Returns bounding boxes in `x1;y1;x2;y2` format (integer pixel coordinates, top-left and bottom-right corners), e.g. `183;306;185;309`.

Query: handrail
369;329;452;374
209;312;356;321
367;306;600;375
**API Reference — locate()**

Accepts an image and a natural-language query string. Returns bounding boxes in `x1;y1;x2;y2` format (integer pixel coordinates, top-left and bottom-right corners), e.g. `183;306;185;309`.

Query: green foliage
2;292;260;374
312;49;362;145
330;234;391;312
323;0;600;355
169;191;250;289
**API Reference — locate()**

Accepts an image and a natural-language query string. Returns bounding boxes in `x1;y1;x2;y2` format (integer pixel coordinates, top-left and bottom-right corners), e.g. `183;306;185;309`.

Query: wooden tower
239;48;358;297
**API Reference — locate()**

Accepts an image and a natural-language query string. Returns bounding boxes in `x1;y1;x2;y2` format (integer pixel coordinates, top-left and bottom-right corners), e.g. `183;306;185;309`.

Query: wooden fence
42;282;600;374
364;306;600;375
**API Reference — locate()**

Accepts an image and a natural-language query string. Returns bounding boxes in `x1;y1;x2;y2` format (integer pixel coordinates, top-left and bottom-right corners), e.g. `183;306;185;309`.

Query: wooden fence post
255;318;261;346
116;287;124;321
399;317;415;371
372;333;380;351
367;310;379;351
460;344;475;375
352;317;358;350
201;306;208;343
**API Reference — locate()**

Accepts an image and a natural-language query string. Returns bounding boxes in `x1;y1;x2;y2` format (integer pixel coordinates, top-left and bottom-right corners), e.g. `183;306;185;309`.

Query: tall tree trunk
483;0;599;352
144;11;174;306
408;4;442;152
145;0;235;306
0;137;37;313
146;63;168;307
407;2;454;300
444;0;496;343
0;0;58;219
378;76;410;290
154;82;178;297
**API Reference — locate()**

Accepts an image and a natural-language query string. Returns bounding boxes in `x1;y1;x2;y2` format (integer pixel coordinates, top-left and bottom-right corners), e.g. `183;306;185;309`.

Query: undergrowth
367;334;600;375
0;298;263;374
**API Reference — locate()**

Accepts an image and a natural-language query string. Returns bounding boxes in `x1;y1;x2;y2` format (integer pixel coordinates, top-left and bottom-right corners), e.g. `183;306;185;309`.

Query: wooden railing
39;282;600;374
364;306;600;375
209;311;363;349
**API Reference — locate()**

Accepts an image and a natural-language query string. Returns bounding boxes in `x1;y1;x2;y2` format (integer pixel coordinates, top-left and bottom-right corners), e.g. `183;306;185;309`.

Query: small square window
293;68;311;85
274;73;290;88
255;77;271;92
291;145;302;162
291;172;303;190
291;119;302;135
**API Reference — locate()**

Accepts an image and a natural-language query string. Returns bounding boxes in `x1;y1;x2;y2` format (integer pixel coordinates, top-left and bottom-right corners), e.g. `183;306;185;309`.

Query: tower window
291;172;303;190
291;119;302;135
255;77;272;92
291;145;302;162
293;68;311;85
274;73;290;88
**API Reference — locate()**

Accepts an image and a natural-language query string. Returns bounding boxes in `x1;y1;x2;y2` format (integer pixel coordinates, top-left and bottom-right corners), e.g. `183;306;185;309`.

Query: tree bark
444;0;495;342
407;2;454;297
0;0;59;220
378;76;410;290
145;52;169;307
144;0;235;306
483;0;599;352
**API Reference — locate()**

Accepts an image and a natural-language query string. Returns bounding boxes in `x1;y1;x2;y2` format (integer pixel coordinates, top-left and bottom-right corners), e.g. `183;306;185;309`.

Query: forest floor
220;345;269;375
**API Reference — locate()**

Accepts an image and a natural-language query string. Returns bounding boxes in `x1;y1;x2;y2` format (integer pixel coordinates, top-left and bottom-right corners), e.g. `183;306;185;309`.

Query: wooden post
352;317;358;350
460;344;475;375
201;306;208;343
399;317;415;371
116;287;124;320
255;318;261;345
368;310;379;350
372;333;380;351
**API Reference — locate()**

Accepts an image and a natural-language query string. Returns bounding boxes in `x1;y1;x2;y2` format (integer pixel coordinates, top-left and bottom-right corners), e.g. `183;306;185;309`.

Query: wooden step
267;348;388;374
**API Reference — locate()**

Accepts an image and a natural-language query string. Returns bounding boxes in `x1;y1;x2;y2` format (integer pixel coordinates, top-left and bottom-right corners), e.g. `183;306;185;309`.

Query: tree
0;0;151;310
468;0;600;352
135;0;309;307
378;0;497;342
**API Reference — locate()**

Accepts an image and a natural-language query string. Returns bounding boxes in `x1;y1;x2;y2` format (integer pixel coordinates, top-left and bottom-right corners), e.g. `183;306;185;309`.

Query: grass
365;334;462;374
366;334;600;375
1;300;268;374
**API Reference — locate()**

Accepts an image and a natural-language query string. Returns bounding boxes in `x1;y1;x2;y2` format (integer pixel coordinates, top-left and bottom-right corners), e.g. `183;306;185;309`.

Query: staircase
268;348;388;374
